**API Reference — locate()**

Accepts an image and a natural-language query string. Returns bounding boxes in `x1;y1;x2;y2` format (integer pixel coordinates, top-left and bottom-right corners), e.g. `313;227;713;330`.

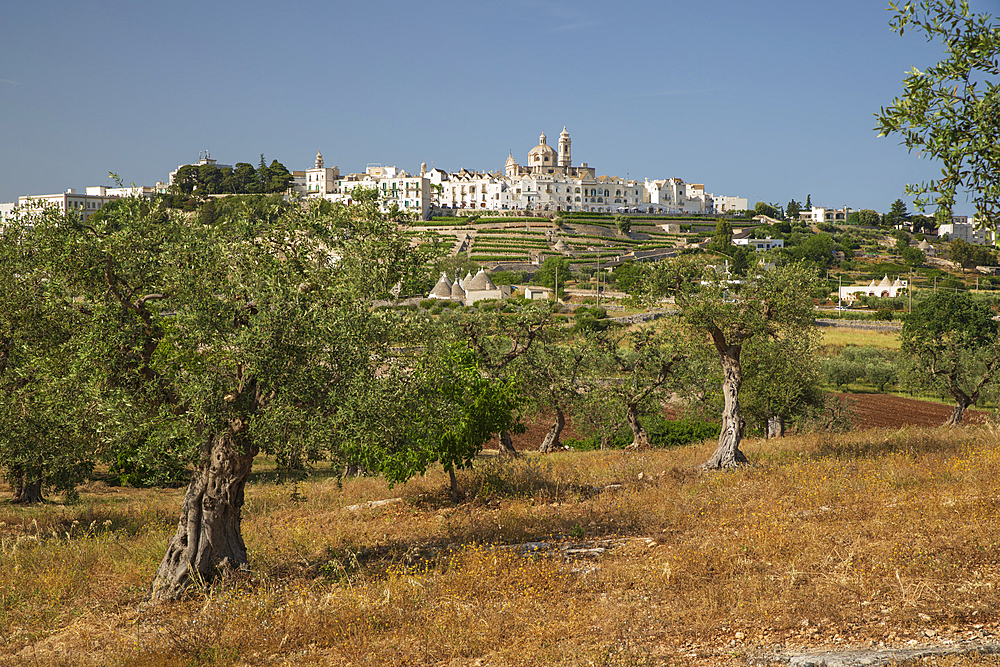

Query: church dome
528;132;557;167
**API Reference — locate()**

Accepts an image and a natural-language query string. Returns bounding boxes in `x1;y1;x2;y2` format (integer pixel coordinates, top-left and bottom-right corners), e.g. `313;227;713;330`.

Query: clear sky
1;0;994;216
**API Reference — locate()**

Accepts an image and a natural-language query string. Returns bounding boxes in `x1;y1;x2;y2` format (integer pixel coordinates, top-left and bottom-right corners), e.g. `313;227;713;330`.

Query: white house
733;237;784;251
524;287;552;300
298;150;340;198
800;206;851;224
713;195;748;213
839;275;908;302
16;185;153;222
938;222;988;245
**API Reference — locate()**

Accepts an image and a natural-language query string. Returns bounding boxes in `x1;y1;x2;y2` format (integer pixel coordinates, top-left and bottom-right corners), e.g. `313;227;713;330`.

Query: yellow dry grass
3;425;1000;666
820;326;901;350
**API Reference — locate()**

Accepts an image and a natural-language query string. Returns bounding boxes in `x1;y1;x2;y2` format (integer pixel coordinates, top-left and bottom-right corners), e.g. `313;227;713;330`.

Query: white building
733;237;784;251
16;185;153;222
713;195;748;213
0;201;17;225
299;150;340;197
839;275;908;302
309;127;716;217
324;163;433;219
800;206;851;224
938;222;988;245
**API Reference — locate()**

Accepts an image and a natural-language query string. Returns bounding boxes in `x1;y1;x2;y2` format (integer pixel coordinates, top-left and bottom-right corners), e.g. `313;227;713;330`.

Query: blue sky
1;0;994;215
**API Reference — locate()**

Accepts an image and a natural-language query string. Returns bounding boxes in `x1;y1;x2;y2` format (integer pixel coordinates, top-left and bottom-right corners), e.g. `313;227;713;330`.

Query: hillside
3;410;1000;666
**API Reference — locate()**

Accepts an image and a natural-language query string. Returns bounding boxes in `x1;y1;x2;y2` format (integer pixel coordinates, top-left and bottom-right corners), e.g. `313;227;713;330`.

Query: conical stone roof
430;272;453;298
878;274;892;290
466;269;497;291
451;281;466;299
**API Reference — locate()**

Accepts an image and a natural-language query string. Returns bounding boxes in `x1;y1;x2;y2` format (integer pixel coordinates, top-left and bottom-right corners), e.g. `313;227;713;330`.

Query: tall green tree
885;199;910;228
646;259;819;468
614;215;632;236
707;219;733;254
786;199;802;221
858;209;882;227
875;0;1000;227
901;290;1000;425
6;191;420;600
948;237;996;272
533;256;571;297
232;162;257;193
740;327;823;438
754;202;779;219
257;154;270;193
0;210;97;502
267;159;293;193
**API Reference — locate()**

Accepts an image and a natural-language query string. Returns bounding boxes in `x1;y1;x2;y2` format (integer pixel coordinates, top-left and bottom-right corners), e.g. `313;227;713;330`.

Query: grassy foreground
3;426;1000;666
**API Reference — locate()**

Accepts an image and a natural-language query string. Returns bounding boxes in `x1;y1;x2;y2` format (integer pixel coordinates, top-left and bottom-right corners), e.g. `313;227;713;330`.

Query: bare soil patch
838;392;992;429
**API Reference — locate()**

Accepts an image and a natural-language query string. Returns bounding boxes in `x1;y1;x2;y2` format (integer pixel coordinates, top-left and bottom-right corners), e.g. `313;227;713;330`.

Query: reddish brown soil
508;413;584;452
509;394;992;451
836;392;991;429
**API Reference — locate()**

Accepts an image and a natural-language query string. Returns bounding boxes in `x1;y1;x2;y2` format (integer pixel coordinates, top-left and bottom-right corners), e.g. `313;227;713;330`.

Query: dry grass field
4;421;1000;666
819;326;902;350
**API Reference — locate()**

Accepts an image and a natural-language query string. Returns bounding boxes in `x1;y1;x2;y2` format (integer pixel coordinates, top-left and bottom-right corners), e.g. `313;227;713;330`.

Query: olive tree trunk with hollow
148;423;257;602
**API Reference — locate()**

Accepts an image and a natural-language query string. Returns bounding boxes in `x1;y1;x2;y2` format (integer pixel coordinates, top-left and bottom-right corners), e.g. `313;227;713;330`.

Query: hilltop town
0;128;748;222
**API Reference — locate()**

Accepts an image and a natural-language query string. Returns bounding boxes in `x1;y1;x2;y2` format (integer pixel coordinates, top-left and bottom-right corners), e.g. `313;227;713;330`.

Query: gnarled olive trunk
766;415;786;439
10;466;43;504
624;402;651;450
539;408;566;453
497;430;520;457
704;347;748;469
944;397;973;426
148;423;258;602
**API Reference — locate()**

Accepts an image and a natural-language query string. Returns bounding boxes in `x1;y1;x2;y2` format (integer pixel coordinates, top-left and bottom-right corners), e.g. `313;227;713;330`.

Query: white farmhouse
733;237;784;251
839;275;908;302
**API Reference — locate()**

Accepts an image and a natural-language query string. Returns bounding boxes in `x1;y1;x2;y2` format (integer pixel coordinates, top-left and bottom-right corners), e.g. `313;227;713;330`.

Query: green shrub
565;416;719;451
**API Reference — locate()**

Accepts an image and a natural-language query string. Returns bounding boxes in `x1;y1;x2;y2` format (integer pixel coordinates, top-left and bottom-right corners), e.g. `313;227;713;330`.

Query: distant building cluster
428;269;514;305
1;128;744;223
839;275;908;303
291;128;743;219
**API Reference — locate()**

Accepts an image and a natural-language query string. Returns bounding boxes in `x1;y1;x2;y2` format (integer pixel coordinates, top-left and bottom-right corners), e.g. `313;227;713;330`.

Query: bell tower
558;127;571;168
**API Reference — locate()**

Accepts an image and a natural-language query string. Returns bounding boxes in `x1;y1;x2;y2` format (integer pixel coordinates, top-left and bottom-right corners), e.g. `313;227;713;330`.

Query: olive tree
901;290;1000;425
647;258;819;468
511;327;591;453
740;329;824;438
582;322;692;450
6;191;422;601
875;0;1000;225
0;210;96;502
